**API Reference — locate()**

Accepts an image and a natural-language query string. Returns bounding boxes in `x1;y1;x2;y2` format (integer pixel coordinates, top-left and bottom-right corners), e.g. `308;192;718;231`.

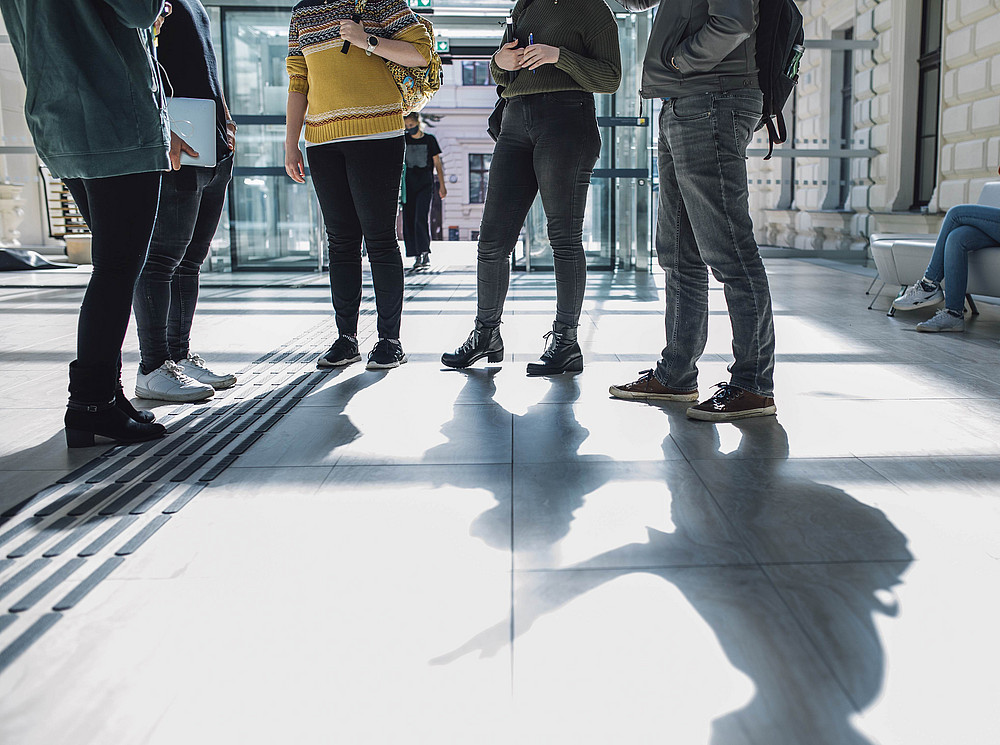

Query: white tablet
166;97;218;168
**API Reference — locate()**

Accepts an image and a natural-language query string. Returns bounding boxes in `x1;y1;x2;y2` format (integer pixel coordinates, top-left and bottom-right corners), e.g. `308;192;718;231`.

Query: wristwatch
365;35;379;56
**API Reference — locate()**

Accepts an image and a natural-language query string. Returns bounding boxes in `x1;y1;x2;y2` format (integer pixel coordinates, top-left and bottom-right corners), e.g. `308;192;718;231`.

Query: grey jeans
654;90;776;397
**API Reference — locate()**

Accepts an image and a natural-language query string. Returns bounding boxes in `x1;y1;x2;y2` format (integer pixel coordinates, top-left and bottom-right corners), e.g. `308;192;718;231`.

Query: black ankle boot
526;325;583;376
116;384;156;424
64;399;167;448
441;326;504;369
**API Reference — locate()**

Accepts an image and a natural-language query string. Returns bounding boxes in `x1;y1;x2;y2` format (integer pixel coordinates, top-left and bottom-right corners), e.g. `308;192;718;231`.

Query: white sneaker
893;279;944;310
177;353;237;389
135;360;215;402
916;309;965;332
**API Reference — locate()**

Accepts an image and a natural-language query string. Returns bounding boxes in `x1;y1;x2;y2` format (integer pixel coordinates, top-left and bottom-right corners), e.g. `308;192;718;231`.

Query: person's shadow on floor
431;404;912;745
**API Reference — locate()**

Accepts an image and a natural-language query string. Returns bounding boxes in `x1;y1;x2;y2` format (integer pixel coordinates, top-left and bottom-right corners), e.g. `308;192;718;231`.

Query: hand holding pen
521;35;560;71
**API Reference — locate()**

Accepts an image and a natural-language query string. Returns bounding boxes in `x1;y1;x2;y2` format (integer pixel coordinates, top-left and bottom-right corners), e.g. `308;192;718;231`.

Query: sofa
869;181;1000;315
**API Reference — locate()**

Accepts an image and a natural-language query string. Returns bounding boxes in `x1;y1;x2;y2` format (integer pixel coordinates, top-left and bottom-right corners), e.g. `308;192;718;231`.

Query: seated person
893;196;1000;332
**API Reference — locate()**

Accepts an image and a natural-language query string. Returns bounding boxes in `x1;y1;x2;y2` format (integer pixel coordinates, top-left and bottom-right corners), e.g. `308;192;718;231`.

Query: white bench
869;182;1000;315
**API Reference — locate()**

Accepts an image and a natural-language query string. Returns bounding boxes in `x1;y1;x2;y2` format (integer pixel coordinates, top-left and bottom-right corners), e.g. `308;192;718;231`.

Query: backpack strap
763;112;789;161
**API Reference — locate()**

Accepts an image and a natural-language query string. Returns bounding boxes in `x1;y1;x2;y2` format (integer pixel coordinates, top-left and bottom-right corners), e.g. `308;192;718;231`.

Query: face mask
405;126;419;135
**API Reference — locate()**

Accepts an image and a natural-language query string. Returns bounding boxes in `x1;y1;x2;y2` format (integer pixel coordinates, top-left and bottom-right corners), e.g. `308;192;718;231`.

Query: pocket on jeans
671;95;712;122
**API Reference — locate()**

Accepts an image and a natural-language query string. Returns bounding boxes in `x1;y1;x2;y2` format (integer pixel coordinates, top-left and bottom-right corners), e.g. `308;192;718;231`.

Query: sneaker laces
185;353;208;370
162;359;196;383
707;382;742;404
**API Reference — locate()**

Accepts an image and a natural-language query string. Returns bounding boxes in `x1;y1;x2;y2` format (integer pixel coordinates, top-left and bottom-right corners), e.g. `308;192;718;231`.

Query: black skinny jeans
307;137;405;340
63;172;162;401
477;91;601;330
402;171;434;258
133;156;233;374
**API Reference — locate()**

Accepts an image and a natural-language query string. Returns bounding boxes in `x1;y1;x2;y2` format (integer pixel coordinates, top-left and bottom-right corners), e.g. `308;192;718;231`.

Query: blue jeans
134;156;233;374
653;90;775;397
923;204;1000;312
476;91;602;330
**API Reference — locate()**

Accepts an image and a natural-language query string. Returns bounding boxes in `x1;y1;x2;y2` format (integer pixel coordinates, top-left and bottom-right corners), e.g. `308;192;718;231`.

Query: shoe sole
366;354;409;370
609;386;698;402
134;386;214;403
526;362;584;376
441;350;504;369
686;405;777;422
208;376;238;390
891;297;943;311
317;354;362;369
915;325;964;333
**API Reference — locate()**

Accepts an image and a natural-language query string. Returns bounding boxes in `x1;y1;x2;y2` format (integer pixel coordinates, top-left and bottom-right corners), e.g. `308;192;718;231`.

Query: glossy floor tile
1;250;999;744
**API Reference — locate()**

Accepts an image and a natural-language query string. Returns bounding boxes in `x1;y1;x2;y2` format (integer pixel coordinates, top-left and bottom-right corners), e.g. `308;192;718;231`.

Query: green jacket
0;0;171;179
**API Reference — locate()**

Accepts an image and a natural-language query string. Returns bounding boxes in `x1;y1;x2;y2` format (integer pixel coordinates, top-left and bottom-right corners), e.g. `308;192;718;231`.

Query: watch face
368;35;379;47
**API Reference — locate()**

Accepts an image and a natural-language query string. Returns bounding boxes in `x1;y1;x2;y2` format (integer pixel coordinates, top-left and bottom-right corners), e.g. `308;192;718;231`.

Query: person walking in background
133;0;239;403
441;0;621;376
891;201;1000;332
0;0;177;447
402;112;446;270
284;0;431;371
609;0;778;422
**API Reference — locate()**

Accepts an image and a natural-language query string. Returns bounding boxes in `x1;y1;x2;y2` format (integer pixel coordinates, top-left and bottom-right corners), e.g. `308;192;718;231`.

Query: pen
528;33;535;73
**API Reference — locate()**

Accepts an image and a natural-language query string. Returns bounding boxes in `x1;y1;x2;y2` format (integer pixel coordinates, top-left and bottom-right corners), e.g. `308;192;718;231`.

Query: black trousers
64;172;162;401
307;137;405;340
402;172;433;258
476;92;601;330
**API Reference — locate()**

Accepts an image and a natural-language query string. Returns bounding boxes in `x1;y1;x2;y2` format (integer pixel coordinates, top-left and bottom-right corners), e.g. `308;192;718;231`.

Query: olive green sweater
490;0;621;97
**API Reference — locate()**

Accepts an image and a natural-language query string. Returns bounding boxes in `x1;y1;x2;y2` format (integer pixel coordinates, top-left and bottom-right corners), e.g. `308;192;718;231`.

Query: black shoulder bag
487;0;533;141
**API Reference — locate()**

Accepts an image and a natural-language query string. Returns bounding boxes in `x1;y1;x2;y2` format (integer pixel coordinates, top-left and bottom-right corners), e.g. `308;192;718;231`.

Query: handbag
353;0;443;114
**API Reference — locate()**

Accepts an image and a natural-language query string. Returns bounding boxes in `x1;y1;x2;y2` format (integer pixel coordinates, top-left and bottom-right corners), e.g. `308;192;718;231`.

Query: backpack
354;0;443;115
754;0;805;159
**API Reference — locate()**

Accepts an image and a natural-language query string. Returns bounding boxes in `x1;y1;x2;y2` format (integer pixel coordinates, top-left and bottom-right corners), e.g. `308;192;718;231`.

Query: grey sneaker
893;278;943;310
135;360;215;402
366;339;408;369
916;309;965;332
177;353;237;390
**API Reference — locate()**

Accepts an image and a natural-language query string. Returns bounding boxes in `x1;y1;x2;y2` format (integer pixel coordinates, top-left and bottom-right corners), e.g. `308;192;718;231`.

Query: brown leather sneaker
609;369;698;401
686;383;777;421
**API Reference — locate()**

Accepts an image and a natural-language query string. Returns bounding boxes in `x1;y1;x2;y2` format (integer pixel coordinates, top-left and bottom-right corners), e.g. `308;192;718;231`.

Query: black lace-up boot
441;324;504;369
525;322;583;376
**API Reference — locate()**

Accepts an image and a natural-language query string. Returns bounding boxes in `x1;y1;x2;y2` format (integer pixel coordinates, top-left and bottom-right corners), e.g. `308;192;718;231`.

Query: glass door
222;8;325;271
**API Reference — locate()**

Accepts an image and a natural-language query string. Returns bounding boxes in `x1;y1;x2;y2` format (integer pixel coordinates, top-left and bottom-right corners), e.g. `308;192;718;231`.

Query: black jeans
133;156;233;374
63;172;162;401
307;137;405;340
402;171;433;258
477;91;601;330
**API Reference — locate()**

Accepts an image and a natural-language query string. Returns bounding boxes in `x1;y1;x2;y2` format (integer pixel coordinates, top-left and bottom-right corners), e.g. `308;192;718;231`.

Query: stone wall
748;0;1000;253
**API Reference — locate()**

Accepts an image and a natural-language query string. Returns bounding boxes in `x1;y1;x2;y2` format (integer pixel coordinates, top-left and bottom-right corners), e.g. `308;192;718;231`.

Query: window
824;28;854;211
462;60;492;86
913;0;943;208
469;154;492;203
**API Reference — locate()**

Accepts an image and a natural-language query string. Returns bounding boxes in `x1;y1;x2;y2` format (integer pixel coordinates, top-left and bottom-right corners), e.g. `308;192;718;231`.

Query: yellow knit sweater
287;0;432;143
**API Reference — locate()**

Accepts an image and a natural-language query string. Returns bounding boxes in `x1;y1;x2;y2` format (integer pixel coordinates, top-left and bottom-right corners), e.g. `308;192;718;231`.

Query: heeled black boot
64;399;167;448
116;384;156;423
441;325;504;369
66;360;165;447
526;323;583;376
116;357;155;423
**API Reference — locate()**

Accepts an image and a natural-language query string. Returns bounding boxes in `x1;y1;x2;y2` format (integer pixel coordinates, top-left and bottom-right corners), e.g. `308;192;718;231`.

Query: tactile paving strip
0;273;435;674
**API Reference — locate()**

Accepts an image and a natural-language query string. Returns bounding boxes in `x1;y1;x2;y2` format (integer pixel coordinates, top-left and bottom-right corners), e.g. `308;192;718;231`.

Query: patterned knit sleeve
286;14;308;96
382;0;433;64
555;21;621;94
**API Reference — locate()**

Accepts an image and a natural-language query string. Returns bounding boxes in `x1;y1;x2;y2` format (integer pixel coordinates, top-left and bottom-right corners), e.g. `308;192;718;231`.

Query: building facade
747;0;1000;255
